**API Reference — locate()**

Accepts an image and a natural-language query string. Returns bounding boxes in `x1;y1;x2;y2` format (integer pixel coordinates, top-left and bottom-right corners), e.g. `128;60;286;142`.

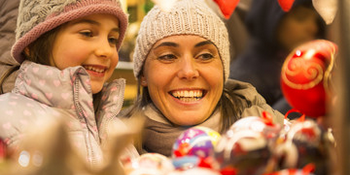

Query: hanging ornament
277;0;295;12
151;0;177;12
280;39;338;118
211;0;240;19
312;0;338;25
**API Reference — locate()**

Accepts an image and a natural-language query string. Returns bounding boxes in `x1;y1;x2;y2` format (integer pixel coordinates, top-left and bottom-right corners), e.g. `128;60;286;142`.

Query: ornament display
312;0;338;25
214;114;282;175
274;118;334;175
126;153;175;175
277;0;295;12
266;163;315;175
169;167;221;175
172;126;221;159
281;39;338;118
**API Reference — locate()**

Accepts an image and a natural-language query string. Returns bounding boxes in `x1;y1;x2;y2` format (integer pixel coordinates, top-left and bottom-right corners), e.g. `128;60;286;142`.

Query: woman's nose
177;56;199;80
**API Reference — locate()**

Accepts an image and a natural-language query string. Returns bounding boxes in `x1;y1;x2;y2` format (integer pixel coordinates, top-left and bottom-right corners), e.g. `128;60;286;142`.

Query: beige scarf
142;104;221;157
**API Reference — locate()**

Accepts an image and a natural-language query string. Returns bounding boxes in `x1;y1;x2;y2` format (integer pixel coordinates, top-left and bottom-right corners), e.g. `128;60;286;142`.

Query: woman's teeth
84;66;106;73
171;90;204;102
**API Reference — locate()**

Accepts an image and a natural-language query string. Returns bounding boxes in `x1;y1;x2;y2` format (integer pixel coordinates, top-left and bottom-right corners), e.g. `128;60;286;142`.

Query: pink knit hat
12;0;128;64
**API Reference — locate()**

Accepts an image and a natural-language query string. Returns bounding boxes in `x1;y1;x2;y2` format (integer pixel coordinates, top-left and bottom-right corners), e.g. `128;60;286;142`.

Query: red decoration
0;138;6;160
281;40;337;118
264;163;315;175
213;0;240;19
278;0;295;12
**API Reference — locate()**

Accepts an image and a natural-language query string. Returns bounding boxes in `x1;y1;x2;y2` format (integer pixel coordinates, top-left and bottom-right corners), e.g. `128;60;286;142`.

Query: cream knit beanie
12;0;128;64
133;0;230;81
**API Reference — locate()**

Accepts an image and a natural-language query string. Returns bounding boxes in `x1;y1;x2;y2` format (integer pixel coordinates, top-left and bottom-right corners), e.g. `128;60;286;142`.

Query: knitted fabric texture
133;0;230;81
12;0;128;63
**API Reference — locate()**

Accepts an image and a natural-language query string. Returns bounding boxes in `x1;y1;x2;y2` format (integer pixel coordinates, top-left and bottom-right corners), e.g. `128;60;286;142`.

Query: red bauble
213;0;240;19
281;40;337;118
278;0;295;12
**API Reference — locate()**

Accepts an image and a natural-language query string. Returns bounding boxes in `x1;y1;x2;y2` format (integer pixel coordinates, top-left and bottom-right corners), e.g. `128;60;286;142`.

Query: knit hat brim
11;4;128;64
132;0;230;81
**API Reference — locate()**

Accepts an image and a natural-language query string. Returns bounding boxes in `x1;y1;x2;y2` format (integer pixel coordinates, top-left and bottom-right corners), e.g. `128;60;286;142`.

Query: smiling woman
119;0;284;157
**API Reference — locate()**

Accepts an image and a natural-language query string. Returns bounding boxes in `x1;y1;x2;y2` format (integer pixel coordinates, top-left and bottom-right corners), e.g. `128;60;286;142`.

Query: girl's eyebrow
195;40;213;47
154;42;179;49
71;19;120;33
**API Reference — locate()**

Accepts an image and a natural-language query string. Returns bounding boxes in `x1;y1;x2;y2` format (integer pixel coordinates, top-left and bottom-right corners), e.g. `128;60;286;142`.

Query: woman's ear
140;75;148;87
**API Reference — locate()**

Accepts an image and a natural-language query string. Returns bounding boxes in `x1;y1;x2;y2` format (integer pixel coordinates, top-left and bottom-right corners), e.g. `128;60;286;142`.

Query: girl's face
141;35;224;126
277;5;320;52
51;14;120;94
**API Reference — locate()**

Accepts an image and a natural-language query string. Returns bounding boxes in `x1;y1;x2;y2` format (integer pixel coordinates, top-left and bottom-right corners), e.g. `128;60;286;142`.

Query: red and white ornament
281;39;338;118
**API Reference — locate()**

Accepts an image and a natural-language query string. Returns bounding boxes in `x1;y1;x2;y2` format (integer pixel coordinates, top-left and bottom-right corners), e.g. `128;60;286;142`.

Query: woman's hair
25;26;61;65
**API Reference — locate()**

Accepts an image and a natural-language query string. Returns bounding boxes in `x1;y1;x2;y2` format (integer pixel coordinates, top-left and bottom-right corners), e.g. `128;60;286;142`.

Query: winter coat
0;0;20;94
132;79;284;156
229;0;326;115
0;61;138;166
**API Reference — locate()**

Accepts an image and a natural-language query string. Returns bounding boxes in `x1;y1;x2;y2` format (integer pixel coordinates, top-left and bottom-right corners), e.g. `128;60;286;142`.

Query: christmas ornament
312;0;338;25
214;114;281;175
172;156;218;171
274;118;334;175
266;163;315;175
212;0;240;19
229;111;282;138
126;153;174;175
169;167;221;175
277;0;295;12
281;40;338;118
172;126;221;159
0;139;6;162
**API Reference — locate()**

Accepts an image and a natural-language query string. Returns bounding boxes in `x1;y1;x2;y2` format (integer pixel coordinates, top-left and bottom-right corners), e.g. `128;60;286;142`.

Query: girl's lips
83;65;108;77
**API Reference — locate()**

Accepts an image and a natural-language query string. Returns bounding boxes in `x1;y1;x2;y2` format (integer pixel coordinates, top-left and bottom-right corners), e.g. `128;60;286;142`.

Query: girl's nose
95;38;114;58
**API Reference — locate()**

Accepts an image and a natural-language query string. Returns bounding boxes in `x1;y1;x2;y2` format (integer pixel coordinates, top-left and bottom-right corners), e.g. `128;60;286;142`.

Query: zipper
73;78;96;166
99;79;125;144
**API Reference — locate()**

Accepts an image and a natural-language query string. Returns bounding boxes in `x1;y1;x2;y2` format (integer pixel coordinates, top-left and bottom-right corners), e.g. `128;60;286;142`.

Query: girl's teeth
84;66;105;73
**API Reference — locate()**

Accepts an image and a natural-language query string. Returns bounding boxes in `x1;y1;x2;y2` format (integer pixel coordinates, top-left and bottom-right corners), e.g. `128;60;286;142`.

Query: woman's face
277;5;320;52
141;35;224;126
51;14;120;94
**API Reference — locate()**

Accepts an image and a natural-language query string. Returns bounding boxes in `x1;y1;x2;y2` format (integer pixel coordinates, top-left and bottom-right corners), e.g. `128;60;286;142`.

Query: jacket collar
12;61;125;132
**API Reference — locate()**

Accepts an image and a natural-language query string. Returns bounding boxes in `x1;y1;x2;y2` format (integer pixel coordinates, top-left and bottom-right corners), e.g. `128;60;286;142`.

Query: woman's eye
79;30;93;37
198;53;214;60
158;54;176;61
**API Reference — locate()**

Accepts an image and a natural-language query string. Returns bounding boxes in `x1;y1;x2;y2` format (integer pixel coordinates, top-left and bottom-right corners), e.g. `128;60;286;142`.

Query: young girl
121;0;284;157
0;0;137;166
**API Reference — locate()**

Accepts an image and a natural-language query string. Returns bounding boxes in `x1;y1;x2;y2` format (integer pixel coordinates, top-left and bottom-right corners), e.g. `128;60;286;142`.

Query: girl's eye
108;37;119;45
79;30;93;37
198;53;214;60
158;54;177;61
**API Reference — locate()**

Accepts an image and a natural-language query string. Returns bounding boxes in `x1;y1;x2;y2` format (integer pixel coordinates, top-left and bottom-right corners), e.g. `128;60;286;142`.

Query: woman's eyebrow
195;40;213;47
154;42;179;49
